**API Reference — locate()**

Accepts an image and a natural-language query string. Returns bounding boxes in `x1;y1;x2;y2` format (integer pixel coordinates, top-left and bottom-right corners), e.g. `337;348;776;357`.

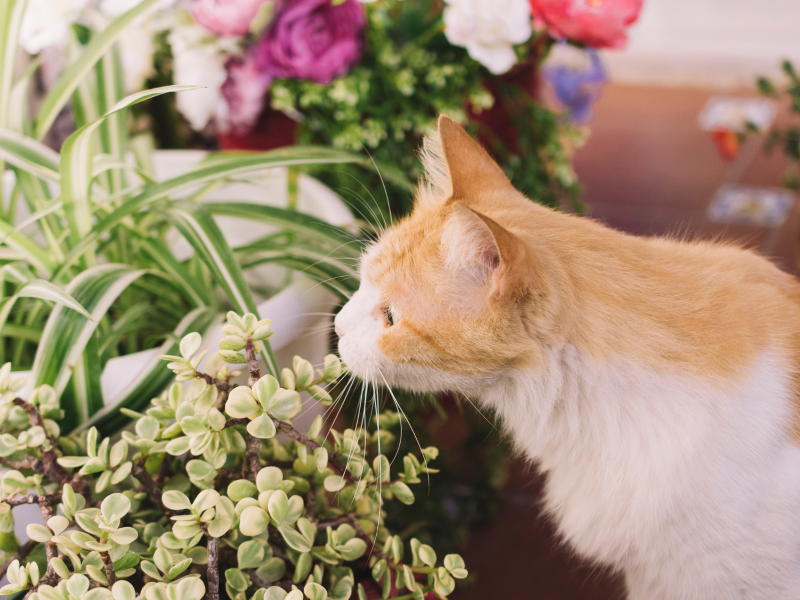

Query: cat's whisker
361;145;393;228
337;188;388;239
452;383;498;432
379;371;430;489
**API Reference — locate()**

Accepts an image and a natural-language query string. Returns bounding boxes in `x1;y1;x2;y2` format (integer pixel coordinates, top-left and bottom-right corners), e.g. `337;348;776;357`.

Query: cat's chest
476;346;800;569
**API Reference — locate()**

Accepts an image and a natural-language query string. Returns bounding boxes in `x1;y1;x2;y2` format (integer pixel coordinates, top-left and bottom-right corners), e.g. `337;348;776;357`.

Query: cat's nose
335;323;345;339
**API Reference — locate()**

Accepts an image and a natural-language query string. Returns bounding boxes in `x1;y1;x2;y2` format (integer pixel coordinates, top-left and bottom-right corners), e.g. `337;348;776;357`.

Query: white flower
19;0;90;54
98;0;179;92
443;0;532;75
168;21;237;131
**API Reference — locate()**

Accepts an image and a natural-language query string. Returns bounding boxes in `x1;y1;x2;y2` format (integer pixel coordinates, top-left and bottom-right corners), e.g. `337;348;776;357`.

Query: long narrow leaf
0;0;26;130
0;127;60;181
34;0;161;139
135;235;210;308
60;85;202;263
52;147;361;280
166;205;278;376
32;265;146;412
204;202;360;257
0;219;56;277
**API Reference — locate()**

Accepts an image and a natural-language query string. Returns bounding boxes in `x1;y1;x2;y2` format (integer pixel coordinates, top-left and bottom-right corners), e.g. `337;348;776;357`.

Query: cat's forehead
361;213;445;283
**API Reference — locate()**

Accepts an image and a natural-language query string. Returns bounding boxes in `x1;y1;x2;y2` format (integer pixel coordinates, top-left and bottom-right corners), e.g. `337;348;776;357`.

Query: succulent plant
0;311;466;600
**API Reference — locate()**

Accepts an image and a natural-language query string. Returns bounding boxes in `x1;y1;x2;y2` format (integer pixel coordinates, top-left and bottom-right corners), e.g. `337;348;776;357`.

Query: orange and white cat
335;116;800;599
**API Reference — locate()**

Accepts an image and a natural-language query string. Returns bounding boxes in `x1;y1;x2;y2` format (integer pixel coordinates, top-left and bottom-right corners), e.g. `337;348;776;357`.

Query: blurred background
3;0;800;598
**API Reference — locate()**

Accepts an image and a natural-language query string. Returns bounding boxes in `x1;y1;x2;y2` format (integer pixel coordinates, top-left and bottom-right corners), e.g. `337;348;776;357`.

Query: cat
334;115;800;599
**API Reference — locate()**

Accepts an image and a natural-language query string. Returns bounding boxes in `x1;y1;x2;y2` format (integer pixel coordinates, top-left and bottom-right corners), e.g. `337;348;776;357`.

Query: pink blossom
191;0;270;37
220;52;272;133
529;0;643;49
256;0;366;84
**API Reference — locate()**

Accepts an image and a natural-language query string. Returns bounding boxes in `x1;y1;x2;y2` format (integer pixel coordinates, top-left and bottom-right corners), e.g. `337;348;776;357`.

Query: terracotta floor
451;83;798;599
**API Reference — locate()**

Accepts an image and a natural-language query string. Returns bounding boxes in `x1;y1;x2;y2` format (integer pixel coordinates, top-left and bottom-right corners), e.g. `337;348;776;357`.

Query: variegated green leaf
32;264;147;411
60;85;202;265
166;205;278;376
51;147;361;280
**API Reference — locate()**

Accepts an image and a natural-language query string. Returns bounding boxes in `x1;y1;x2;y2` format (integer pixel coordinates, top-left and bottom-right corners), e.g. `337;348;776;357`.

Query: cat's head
335;116;568;393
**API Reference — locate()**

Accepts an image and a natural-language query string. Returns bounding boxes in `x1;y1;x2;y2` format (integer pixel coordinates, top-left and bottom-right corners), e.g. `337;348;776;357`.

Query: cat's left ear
438;115;515;200
442;202;533;303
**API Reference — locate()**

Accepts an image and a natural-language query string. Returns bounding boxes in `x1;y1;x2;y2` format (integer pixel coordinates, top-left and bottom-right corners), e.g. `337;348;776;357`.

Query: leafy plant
0;0;372;434
0;310;467;600
757;60;800;189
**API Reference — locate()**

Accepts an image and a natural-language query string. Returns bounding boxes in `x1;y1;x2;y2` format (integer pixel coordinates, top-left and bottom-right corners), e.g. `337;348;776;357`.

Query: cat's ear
437;115;514;200
442;202;532;303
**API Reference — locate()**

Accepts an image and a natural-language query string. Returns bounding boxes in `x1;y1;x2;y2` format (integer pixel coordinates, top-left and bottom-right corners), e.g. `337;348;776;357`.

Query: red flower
529;0;643;49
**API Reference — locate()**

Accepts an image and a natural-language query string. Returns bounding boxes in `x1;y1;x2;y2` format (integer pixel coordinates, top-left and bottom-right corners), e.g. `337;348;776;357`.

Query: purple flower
543;47;607;124
220;51;272;133
256;0;366;84
191;0;270;37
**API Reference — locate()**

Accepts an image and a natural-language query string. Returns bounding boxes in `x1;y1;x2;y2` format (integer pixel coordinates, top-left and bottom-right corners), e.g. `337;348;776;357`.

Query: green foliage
0;7;372;434
0;310;466;600
757;60;800;189
270;0;582;221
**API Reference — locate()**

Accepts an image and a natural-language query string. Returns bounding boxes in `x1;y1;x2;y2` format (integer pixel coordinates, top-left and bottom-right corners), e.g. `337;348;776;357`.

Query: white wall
601;0;800;89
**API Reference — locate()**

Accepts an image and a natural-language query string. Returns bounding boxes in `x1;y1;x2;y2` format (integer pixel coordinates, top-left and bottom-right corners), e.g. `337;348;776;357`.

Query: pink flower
191;0;270;37
529;0;643;49
220;51;272;133
256;0;366;84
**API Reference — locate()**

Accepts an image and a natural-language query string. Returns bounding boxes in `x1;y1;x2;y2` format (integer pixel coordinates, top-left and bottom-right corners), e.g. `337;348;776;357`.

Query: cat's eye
384;306;394;326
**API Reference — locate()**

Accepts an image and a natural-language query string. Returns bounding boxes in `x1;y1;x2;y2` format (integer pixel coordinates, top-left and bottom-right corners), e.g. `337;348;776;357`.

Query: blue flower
543;47;607;124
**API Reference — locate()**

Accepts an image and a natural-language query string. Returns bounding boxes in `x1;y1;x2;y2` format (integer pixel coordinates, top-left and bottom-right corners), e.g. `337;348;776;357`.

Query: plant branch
244;338;260;387
244;434;261;481
206;534;220;600
242;338;263;480
36;497;58;586
11;399;85;494
100;550;116;587
131;457;171;517
272;418;360;484
2;492;62;507
0;456;40;472
195;372;234;393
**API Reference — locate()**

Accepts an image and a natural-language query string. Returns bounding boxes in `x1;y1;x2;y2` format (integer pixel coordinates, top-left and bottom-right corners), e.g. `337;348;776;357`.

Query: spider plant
0;0;379;435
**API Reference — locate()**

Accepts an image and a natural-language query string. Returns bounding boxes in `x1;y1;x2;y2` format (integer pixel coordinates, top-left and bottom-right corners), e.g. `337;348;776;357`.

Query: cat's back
505;202;800;392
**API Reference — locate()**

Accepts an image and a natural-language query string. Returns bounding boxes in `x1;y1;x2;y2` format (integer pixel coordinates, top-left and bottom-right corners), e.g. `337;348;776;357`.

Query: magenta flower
220;51;272;133
256;0;366;84
191;0;270;37
530;0;643;49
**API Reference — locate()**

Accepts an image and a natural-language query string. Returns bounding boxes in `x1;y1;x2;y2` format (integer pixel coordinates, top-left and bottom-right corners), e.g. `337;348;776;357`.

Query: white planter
5;151;352;430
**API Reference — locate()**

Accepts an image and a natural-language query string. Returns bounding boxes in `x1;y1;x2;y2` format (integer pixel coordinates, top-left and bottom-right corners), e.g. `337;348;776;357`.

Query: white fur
336;273;800;599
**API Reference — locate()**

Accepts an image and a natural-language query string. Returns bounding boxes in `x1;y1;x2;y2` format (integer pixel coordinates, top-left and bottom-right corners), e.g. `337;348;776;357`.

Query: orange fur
366;116;800;440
